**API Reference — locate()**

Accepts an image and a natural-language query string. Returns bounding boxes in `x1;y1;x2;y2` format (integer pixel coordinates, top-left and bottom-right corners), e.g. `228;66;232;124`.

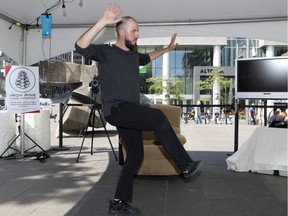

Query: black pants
105;103;193;202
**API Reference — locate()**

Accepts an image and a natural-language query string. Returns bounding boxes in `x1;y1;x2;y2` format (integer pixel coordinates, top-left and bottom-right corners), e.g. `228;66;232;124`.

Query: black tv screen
236;57;288;99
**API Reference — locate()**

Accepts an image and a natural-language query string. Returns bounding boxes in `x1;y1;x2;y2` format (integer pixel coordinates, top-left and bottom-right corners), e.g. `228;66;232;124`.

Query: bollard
53;103;69;151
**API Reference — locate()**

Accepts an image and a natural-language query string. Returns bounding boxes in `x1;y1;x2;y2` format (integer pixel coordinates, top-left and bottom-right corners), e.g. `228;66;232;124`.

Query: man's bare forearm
76;19;107;48
76;4;122;48
148;33;178;61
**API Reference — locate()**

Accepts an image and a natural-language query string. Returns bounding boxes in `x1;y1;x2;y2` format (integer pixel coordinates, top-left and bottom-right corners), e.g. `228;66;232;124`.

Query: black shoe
181;161;203;178
108;200;141;215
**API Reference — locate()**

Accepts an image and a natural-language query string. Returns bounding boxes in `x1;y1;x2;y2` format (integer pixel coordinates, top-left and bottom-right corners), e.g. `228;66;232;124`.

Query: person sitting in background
267;108;286;128
280;109;288;126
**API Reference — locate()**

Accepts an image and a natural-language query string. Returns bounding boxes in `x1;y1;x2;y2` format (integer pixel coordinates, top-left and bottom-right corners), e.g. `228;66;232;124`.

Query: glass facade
221;38;261;66
139;46;214;95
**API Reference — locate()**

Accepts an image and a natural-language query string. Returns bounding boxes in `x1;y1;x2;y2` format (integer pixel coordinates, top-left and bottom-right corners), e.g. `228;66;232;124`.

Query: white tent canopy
0;0;287;65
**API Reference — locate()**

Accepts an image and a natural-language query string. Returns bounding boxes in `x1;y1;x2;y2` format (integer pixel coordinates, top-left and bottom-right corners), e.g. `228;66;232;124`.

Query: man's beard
125;39;138;52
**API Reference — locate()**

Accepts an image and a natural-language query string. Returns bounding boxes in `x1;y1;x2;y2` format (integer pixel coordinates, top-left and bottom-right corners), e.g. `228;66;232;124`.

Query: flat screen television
235;56;288;99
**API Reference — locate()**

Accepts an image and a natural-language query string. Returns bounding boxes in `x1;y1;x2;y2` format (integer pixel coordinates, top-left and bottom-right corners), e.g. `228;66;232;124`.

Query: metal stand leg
234;99;239;152
95;105;117;161
53;103;69;151
76;103;118;162
1;115;48;159
0;134;21;158
76;105;94;162
228;99;239;157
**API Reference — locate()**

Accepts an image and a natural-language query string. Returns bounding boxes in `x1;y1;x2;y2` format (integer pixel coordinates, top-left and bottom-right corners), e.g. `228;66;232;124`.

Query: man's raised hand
102;3;122;25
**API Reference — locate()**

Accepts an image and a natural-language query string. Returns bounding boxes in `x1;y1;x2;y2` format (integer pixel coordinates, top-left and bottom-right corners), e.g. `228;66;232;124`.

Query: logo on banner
8;68;36;93
5;66;40;114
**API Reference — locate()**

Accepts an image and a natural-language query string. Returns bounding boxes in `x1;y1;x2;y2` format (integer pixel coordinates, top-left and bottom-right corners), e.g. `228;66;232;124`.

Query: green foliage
196;67;231;103
146;76;183;103
239;109;246;120
146;76;163;95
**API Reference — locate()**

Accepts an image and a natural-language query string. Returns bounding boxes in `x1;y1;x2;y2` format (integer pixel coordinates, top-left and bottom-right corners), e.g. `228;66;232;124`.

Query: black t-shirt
75;43;151;116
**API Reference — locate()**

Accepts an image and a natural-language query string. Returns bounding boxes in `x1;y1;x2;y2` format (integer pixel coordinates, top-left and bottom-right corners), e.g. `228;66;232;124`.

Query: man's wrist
97;17;109;28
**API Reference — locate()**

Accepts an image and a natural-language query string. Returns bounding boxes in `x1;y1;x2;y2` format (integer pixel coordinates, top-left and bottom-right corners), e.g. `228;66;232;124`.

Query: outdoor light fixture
36;17;40;28
8;22;21;30
62;0;67;17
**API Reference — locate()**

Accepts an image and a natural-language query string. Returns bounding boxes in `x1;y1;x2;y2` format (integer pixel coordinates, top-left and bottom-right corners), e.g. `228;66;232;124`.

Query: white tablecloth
0;111;17;156
23;110;51;152
0;110;51;156
226;127;287;175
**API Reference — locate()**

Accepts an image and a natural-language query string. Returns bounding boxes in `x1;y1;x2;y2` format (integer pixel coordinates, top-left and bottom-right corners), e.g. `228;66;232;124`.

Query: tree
196;67;231;104
146;76;183;104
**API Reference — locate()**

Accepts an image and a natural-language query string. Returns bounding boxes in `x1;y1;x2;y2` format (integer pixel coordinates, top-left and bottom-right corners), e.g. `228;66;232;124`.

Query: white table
226;126;287;176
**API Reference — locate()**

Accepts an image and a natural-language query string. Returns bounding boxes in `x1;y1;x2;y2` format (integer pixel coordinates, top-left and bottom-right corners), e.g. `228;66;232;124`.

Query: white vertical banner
5;66;40;114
